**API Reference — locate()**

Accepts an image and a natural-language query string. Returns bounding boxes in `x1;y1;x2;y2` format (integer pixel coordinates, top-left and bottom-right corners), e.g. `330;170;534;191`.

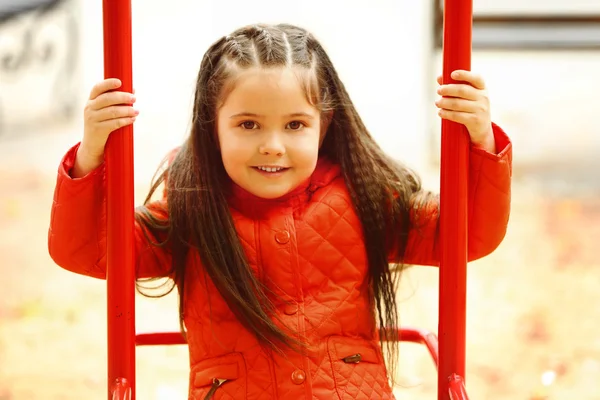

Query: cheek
292;132;321;171
217;126;247;161
219;139;246;172
216;132;235;174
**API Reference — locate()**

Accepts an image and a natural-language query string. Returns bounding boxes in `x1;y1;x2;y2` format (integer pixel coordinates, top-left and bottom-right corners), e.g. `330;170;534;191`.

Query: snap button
283;304;298;315
275;230;290;244
291;369;306;384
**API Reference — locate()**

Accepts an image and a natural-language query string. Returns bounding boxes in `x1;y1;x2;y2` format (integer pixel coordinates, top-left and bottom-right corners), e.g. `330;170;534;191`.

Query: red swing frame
102;1;472;399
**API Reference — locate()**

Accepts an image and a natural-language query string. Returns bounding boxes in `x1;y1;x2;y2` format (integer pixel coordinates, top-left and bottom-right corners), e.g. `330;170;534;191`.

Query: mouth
253;166;289;173
252;166;290;177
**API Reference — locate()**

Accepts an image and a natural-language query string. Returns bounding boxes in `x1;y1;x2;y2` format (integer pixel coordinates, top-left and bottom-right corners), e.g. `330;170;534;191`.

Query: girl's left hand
435;70;495;152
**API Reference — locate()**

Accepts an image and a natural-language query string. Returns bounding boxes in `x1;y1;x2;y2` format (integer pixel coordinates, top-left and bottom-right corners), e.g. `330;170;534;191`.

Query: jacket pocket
189;353;246;400
327;336;394;400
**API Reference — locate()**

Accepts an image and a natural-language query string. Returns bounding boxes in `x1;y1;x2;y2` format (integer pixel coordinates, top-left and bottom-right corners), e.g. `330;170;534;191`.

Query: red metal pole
438;0;472;399
102;1;136;399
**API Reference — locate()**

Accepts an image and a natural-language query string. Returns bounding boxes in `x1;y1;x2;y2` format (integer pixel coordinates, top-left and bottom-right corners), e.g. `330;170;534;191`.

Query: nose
259;132;285;156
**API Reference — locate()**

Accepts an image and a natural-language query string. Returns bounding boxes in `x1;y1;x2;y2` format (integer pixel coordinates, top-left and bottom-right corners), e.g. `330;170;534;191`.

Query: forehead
219;67;319;115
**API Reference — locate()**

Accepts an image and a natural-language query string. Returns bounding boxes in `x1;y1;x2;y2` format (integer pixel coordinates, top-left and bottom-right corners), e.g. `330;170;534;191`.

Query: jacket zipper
342;353;362;364
203;378;227;400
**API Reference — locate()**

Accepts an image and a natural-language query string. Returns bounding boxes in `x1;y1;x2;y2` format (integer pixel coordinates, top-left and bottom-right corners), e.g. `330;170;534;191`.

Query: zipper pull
203;378;227;400
342;353;362;364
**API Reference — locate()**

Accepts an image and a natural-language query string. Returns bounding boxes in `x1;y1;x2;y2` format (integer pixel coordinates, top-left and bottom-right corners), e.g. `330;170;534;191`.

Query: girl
48;23;512;399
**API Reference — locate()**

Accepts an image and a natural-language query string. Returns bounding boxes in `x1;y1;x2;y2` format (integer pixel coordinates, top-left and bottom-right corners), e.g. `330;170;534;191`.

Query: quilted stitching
47;124;512;399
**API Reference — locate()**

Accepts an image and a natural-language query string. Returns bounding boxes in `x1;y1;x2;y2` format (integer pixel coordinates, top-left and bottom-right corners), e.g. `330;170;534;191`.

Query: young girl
48;23;512;399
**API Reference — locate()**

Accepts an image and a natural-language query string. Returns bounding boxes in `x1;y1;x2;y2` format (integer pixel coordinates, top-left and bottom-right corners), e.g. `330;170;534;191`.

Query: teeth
257;166;283;172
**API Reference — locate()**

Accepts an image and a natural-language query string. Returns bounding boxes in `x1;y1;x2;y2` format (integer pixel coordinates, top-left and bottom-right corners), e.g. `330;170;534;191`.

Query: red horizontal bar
135;332;187;346
136;327;440;367
394;328;439;368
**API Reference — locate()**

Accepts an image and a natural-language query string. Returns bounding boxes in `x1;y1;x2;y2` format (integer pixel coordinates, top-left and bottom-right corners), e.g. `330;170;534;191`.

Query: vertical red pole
438;0;472;399
102;1;136;399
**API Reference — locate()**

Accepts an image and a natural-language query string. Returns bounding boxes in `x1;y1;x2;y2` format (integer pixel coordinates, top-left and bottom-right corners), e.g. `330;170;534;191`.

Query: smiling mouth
253;166;289;173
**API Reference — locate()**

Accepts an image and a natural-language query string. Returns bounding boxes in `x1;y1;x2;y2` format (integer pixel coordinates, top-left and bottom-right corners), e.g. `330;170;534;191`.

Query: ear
319;110;334;147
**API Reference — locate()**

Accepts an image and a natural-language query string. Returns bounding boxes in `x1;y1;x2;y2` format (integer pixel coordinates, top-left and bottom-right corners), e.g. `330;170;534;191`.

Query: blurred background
0;0;599;398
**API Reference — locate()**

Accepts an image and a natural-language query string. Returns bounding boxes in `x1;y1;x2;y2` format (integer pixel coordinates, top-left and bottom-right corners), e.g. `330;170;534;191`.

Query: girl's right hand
81;78;138;159
71;79;138;178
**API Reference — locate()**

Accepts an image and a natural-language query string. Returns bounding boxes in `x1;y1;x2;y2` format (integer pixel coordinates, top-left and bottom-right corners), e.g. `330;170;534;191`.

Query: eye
240;121;258;130
286;121;305;130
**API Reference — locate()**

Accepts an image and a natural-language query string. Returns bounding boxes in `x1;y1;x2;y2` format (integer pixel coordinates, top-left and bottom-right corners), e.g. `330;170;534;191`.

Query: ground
0;121;598;400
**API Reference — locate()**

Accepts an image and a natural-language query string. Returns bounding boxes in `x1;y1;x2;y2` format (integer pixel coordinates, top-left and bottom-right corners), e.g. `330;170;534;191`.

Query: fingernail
451;71;459;78
134;109;140;115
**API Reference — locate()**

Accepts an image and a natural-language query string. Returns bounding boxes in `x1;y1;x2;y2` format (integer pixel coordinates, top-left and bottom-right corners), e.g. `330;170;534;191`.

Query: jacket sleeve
48;143;172;280
395;122;512;266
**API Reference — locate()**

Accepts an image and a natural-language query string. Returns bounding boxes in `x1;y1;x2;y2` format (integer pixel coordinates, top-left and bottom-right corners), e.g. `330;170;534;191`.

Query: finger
96;116;137;133
437;84;480;101
89;79;121;100
437;75;443;85
90;91;136;111
92;105;139;122
435;97;479;113
438;109;475;126
451;70;486;90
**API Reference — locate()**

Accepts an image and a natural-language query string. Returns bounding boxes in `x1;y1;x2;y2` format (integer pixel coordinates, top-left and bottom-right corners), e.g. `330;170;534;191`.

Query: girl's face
217;67;325;199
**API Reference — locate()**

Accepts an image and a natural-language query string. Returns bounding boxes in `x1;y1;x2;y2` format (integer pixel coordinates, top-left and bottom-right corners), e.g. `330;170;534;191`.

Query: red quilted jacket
48;124;512;399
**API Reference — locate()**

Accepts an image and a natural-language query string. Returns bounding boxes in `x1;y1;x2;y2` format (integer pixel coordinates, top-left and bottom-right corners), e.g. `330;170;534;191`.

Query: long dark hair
135;23;433;384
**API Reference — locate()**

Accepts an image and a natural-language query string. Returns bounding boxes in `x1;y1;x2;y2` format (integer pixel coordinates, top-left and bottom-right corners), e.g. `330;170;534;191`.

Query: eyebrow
229;112;315;119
